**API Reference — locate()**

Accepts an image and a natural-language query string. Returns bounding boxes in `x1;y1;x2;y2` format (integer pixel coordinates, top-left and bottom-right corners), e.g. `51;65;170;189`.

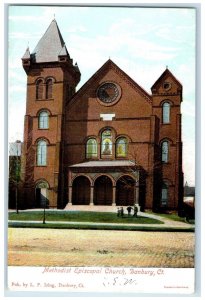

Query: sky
7;5;196;186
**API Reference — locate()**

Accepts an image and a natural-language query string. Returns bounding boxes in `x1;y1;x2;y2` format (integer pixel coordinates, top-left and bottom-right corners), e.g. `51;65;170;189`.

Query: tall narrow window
116;137;128;157
86;139;97;158
162;102;170;123
36;79;43;100
46;79;53;99
101;129;112;156
39;111;49;129
161;182;168;206
161;141;169;163
37;140;47;166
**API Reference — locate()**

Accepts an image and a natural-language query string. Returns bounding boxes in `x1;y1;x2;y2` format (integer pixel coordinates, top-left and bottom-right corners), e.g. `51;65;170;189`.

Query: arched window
161;182;168;206
86;139;97;158
101;129;112;156
36;79;43;100
46;78;53;99
161;140;169;163
37;140;47;166
162;102;170;123
116;137;128;157
38;111;49;129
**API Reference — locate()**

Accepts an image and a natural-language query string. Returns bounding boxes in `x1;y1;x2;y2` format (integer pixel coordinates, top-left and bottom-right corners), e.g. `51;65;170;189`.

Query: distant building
9;141;22;209
184;182;195;197
21;19;184;211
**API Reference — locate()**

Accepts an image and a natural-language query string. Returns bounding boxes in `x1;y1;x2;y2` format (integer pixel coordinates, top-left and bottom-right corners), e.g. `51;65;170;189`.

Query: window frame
45;78;53;99
38;110;49;129
101;129;113;157
162;102;171;124
161;140;169;163
86;138;98;159
36;79;44;100
36;139;47;166
116;137;128;158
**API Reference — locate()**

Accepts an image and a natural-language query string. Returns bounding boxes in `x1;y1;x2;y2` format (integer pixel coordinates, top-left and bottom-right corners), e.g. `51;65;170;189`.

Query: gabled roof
31;19;69;63
151;68;182;90
68;59;152;105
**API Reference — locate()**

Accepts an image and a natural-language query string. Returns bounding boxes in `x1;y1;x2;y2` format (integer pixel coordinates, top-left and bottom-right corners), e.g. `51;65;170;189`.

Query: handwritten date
103;276;138;287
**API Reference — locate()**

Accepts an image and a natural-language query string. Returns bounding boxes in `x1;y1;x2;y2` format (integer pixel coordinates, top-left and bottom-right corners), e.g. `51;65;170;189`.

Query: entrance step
64;205;119;213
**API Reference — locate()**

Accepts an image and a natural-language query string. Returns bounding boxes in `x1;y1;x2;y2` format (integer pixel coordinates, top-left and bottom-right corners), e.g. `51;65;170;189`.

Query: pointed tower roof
31;19;68;63
58;44;69;57
22;47;30;60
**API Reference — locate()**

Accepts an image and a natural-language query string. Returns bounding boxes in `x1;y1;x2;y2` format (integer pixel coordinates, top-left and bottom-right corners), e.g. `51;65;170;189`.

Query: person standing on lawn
133;205;138;217
127;206;132;216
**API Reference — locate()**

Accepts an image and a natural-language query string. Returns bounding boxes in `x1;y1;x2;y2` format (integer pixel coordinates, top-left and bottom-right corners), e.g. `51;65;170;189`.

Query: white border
2;1;204;299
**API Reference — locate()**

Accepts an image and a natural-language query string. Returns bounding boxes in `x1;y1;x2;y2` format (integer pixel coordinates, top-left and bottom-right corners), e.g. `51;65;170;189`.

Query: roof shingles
31;19;68;63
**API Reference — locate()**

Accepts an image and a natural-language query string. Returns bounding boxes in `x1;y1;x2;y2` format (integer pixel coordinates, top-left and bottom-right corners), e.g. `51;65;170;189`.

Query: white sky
8;4;196;185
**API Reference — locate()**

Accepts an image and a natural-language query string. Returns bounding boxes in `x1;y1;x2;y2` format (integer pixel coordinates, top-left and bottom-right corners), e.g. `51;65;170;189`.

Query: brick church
21;19;183;211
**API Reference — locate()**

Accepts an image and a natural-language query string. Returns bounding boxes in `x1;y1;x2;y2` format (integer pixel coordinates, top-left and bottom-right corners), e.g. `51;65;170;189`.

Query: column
135;180;140;210
112;185;116;206
67;186;72;206
90;186;94;205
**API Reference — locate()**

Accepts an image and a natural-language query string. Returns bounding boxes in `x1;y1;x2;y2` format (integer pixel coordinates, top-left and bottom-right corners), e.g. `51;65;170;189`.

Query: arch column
90;185;94;205
112;185;116;206
135;180;140;210
68;185;72;206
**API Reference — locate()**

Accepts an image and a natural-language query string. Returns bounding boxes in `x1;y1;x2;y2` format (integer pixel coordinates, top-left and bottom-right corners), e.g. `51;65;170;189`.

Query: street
8;228;194;268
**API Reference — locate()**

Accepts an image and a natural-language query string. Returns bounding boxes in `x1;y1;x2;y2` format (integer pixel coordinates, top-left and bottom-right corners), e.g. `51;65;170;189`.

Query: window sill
36;165;47;167
36;98;54;101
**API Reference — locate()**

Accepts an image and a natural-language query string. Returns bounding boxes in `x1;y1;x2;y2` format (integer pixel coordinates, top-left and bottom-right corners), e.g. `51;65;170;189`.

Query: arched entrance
35;180;49;208
72;176;90;205
94;175;112;205
116;176;135;206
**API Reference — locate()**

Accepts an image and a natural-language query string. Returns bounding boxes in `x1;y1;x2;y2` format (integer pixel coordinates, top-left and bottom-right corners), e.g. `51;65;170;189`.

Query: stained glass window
101;130;112;156
116;137;127;157
86;139;97;158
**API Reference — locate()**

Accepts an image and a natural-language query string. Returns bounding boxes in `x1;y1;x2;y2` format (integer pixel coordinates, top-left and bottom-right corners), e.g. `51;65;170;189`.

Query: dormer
151;68;182;101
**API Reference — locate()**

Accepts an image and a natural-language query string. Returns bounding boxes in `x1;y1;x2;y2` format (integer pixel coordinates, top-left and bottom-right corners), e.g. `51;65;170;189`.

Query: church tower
21;19;80;208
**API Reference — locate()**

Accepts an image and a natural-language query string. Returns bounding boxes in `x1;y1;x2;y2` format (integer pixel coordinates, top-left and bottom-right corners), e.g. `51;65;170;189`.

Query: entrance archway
35;180;49;208
116;176;135;206
72;176;90;205
94;175;112;205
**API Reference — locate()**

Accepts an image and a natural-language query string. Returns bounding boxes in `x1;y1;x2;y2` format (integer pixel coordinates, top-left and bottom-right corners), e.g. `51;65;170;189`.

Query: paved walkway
8;206;194;230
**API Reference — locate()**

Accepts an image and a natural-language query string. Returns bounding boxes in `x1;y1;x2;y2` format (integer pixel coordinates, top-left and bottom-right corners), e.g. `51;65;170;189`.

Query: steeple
31;19;69;63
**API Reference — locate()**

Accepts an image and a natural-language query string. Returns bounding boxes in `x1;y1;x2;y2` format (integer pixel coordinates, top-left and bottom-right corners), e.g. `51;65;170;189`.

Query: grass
8;210;163;224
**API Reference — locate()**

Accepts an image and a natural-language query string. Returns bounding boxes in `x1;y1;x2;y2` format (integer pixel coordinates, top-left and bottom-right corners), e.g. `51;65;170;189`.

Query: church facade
21;20;183;211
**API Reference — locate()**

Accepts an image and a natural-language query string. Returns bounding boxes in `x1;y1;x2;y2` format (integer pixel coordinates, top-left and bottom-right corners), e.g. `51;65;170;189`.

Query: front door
36;187;48;208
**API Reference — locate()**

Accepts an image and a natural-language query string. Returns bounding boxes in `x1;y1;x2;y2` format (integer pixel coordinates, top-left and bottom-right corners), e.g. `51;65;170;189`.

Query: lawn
8;210;163;224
